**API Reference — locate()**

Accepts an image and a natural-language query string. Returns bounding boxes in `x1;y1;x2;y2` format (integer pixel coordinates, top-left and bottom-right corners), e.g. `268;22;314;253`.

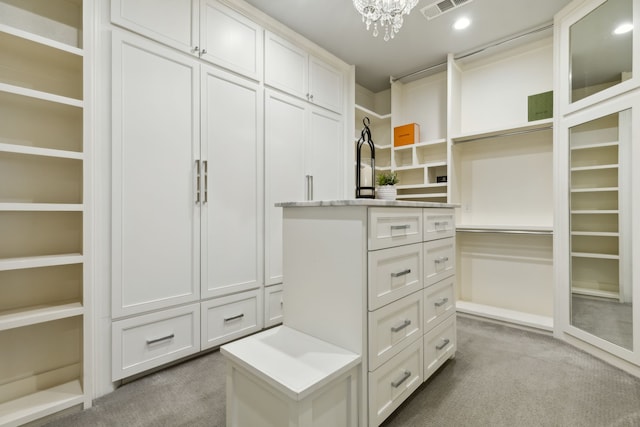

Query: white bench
221;326;361;427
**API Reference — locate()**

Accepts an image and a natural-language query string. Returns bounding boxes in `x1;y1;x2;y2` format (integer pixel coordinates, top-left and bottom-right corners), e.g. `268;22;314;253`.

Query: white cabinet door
200;0;263;81
111;0;198;55
309;56;343;113
201;65;263;299
264;90;306;285
307;106;344;200
112;32;200;318
264;31;308;101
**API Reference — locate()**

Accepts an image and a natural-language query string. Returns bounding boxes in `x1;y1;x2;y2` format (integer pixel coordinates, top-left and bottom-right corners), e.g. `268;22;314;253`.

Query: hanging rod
453;125;553;144
390;21;554;83
457;228;553;235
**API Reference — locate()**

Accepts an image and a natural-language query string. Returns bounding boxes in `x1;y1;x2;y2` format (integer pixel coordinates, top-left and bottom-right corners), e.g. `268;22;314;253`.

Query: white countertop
275;199;458;208
221;326;361;401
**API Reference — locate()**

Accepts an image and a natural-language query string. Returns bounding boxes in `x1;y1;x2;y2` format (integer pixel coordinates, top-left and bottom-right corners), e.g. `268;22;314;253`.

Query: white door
264;31;308;101
307;106;344;200
264;90;306;285
201;65;263;299
111;0;198;55
112;32;200;318
199;0;263;81
309;56;344;114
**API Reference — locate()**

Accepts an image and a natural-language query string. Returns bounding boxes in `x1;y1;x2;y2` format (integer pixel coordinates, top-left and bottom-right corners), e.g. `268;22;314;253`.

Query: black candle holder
356;117;376;198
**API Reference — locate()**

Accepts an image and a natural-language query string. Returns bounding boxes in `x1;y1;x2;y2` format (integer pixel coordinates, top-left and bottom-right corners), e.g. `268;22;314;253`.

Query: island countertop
275;199;459;208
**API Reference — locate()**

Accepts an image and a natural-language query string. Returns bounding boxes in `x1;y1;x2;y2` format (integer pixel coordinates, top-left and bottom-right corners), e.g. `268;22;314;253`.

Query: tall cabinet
555;0;640;373
0;0;91;424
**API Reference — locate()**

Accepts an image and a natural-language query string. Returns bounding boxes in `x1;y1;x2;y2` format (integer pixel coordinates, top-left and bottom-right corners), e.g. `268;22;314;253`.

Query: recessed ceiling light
614;22;633;35
453;17;471;30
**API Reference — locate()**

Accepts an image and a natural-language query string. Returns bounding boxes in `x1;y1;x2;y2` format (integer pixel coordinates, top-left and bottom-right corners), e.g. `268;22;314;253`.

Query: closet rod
457;228;553;235
391;22;554;83
454;125;553;144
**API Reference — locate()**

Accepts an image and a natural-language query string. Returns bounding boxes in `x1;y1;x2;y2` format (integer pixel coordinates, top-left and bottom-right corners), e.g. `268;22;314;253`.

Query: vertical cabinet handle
309;175;314;200
306;175;314;201
195;160;201;204
203;160;208;204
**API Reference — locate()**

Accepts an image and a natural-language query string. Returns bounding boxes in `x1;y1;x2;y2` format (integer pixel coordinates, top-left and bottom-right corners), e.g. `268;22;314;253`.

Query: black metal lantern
356;117;375;198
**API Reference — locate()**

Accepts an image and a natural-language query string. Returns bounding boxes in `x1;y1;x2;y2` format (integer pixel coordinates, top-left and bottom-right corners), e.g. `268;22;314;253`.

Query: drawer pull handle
391;319;411;332
391;370;412;388
434;221;449;228
434;256;449;264
146;333;175;345
436;338;451;350
434;298;449;307
224;313;244;322
391;269;411;278
390;224;410;231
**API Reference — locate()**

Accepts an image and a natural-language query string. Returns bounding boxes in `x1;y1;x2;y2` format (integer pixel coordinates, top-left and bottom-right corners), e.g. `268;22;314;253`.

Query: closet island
223;200;457;427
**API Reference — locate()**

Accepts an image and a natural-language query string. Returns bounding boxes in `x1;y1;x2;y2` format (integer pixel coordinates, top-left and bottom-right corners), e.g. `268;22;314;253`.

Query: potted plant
376;171;399;200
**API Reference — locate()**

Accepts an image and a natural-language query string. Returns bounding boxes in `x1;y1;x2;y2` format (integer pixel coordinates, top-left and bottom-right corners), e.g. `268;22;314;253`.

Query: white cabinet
111;32;201;319
264;89;344;286
0;0;90;424
111;31;263;379
265;31;343;113
280;202;456;426
111;0;263;80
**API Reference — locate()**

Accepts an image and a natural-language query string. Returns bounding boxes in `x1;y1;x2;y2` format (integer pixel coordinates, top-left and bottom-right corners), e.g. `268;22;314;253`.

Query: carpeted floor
44;316;640;427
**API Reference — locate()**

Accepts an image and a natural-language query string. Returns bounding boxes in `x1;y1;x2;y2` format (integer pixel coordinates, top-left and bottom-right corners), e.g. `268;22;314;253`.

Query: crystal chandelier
353;0;419;41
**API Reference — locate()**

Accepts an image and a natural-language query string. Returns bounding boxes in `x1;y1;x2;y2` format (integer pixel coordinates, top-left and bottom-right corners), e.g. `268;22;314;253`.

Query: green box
528;91;553;121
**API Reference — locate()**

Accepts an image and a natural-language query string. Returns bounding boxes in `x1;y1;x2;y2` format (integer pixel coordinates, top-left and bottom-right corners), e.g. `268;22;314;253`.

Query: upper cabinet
111;0;262;80
265;31;344;113
557;0;639;113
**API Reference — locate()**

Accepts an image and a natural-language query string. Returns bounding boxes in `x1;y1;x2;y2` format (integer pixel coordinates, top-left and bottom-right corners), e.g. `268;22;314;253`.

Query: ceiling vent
420;0;474;20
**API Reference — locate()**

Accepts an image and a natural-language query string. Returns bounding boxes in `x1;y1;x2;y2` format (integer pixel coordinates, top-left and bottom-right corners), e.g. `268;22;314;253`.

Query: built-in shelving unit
355;103;392;172
447;38;555;331
0;0;89;424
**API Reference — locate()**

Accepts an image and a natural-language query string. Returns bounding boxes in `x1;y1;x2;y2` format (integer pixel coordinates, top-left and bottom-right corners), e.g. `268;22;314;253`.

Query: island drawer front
423;208;455;241
368;290;423;371
368;243;423;310
368;208;423;250
424;276;455;332
201;288;262;351
112;303;200;380
424;237;455;286
424;314;456;380
369;337;423;427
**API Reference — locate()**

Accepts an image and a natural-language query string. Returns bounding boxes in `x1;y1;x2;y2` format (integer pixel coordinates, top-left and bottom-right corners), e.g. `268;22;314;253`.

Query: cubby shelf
451;118;553;144
0;82;83;108
0;23;83;56
0;301;83;331
0;142;83;160
0;203;84;212
0;254;84;272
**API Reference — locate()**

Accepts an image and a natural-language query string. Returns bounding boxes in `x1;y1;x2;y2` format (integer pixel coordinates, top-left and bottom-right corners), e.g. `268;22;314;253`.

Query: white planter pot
376;185;397;200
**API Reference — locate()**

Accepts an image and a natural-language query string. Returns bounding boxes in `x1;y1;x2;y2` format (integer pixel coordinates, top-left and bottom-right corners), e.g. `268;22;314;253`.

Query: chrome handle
309;94;314;101
434;256;449;264
224;313;244;322
306;93;310;100
201;48;207;55
192;46;199;53
434;221;449;228
391;224;410;231
309;175;314;200
280;298;284;306
195;160;201;204
146;333;175;345
391;370;411;388
434;297;449;307
391;269;411;278
305;175;311;201
391;319;411;333
436;338;450;350
203;160;208;204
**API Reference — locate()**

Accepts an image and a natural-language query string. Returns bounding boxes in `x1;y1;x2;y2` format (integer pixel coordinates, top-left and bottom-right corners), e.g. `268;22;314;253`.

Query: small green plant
376;171;399;186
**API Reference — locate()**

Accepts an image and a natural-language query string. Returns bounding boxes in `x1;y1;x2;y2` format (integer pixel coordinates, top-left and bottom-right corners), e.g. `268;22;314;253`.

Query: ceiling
243;0;574;93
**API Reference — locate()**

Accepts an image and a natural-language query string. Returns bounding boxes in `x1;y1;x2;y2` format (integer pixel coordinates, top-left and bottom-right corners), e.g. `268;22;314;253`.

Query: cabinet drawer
424;314;456;380
368;291;422;371
423;208;455;241
264;284;284;328
368;243;423;310
369;337;423;426
201;289;263;350
112;303;200;381
424;238;455;286
424;276;455;332
368;208;423;250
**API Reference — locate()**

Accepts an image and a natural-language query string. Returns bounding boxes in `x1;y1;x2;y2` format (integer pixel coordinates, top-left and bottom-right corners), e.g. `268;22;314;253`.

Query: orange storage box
394;123;420;147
